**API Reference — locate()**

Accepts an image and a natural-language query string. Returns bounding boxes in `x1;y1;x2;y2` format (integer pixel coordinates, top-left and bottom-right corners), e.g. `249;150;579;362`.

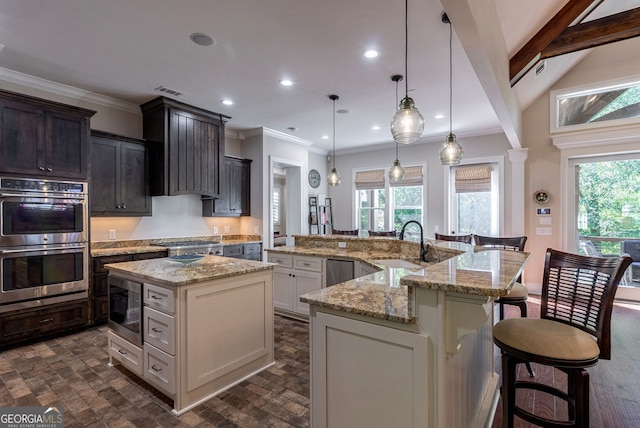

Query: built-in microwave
0;177;87;247
108;276;143;346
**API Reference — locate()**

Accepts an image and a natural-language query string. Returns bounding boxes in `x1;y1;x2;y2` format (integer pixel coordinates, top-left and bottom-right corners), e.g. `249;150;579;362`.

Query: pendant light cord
404;0;409;99
448;17;453;135
332;97;336;169
395;77;400;159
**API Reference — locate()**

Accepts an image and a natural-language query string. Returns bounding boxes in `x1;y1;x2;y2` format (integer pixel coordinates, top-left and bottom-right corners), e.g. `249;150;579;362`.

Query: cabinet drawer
93;254;132;273
268;253;293;268
108;330;143;376
294;256;323;272
144;306;175;355
144;344;175;395
144;283;175;314
244;243;262;254
223;245;243;257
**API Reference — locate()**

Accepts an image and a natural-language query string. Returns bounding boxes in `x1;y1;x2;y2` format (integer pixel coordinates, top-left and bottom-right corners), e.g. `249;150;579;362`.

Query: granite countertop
105;255;274;287
269;238;529;324
90;235;262;257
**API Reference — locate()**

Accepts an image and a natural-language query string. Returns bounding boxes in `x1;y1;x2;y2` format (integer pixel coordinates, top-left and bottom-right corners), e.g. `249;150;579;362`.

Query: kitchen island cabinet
105;255;274;415
271;235;529;428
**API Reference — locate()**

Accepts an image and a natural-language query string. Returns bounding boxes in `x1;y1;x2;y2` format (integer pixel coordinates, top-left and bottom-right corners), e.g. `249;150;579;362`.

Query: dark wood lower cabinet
0;300;88;348
223;243;262;261
90;251;167;325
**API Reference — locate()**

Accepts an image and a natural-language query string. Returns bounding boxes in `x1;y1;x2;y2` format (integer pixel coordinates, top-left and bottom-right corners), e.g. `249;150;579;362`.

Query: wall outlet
338;242;347;248
108;229;116;240
213;226;219;234
224;226;230;233
253;226;260;234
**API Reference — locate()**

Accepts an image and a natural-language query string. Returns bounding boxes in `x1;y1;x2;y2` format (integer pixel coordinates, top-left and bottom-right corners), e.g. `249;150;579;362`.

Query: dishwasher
325;259;355;287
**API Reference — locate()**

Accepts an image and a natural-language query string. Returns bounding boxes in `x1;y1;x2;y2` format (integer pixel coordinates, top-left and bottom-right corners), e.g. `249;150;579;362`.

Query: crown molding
0;67;140;114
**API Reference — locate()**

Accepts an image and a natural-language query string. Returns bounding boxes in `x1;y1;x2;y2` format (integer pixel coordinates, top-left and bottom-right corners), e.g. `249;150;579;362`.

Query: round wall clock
534;189;549;205
308;169;321;188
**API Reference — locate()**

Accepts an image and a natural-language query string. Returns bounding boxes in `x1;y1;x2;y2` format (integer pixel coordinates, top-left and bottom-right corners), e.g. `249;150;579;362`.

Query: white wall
328;134;511;236
522;37;640;286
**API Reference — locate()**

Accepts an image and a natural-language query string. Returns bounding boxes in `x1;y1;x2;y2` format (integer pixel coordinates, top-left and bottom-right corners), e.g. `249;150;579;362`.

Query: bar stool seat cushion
500;282;527;299
493;318;600;365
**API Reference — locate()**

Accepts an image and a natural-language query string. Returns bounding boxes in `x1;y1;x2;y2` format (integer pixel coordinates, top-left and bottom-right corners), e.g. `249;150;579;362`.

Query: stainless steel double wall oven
0;177;89;311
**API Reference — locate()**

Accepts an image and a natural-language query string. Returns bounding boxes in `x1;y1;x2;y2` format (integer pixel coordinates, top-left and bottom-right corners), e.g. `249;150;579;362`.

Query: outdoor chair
621;239;640;282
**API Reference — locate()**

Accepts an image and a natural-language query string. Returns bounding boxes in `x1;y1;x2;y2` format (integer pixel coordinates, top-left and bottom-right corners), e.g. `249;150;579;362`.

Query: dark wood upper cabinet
0;89;95;180
90;130;151;216
203;156;251;217
140;97;230;197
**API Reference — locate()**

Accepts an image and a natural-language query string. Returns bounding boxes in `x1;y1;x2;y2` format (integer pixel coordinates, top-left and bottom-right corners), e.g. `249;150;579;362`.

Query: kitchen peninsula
104;254;274;415
267;235;529;428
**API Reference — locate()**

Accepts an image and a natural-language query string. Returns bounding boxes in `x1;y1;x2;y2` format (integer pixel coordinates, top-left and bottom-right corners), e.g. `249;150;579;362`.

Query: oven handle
0;193;87;200
0;244;87;254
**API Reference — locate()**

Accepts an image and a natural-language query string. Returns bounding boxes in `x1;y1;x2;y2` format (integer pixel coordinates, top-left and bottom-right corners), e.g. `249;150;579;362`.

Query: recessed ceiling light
222;99;233;106
190;33;216;47
363;49;379;59
322;135;329;139
372;125;381;130
435;114;445;119
280;79;294;86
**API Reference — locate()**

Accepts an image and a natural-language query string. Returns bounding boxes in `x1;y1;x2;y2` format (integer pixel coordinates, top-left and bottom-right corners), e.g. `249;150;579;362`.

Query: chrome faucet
399;220;428;262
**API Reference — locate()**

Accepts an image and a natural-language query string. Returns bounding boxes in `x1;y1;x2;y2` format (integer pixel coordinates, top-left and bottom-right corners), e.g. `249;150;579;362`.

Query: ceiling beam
542;7;640;59
509;0;604;86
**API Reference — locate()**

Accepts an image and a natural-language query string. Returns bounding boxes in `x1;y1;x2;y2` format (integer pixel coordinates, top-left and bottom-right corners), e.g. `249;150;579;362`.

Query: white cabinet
269;253;324;318
142;285;176;396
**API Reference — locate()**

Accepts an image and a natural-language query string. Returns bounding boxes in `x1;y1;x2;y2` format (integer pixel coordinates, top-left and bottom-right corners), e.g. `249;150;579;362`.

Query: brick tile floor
0;315;310;428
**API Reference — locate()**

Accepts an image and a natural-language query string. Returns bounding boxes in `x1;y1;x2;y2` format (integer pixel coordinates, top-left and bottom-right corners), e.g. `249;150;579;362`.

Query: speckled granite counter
91;234;262;257
105;255;274;287
268;235;528;324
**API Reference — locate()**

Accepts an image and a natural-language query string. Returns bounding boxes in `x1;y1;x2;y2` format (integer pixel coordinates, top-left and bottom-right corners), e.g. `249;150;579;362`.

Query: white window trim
353;162;427;231
443;156;504;236
550;74;640;134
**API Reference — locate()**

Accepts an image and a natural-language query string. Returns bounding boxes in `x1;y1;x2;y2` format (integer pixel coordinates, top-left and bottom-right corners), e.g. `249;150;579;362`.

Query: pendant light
327;94;341;186
439;13;463;165
389;74;405;182
390;0;424;144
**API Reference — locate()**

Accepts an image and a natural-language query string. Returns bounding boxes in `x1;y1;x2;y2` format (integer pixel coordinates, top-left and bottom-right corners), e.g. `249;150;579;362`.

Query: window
356;166;423;234
272;190;280;225
449;164;498;236
552;78;640;132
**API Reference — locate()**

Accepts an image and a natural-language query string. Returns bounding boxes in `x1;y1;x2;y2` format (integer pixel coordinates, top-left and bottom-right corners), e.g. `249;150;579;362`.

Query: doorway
268;156;304;250
568;154;640;300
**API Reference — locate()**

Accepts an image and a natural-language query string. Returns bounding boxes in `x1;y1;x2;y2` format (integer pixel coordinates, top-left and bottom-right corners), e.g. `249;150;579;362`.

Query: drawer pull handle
302;262;311;266
118;349;127;355
151;327;163;333
151;365;163;372
150;295;162;300
39;317;54;324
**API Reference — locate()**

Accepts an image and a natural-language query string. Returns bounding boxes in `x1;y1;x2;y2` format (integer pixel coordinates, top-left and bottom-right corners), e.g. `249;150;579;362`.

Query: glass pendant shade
327;167;341;186
389;159;405;182
439;133;463;165
391;97;424;144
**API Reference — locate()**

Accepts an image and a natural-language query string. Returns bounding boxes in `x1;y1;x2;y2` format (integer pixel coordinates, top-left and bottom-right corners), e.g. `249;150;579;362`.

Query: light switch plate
536;227;552;235
539;217;552;225
108;229;116;240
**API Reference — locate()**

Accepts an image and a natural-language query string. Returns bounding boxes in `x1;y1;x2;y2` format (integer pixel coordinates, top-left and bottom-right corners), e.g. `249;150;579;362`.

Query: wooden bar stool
434;232;472;244
368;230;397;237
473;235;528;320
332;229;359;236
493;248;631;427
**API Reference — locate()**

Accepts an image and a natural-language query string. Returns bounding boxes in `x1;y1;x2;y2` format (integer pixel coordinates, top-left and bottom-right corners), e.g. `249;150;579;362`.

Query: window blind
355;169;385;190
390;165;423;187
455;165;493;193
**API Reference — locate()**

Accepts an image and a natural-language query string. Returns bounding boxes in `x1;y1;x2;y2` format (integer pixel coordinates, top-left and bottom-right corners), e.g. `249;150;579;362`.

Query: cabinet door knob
121;204;126;209
39;166;45;171
47;167;52;172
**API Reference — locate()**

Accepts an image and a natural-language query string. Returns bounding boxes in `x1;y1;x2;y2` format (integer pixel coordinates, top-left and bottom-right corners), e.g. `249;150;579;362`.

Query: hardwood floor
1;301;639;427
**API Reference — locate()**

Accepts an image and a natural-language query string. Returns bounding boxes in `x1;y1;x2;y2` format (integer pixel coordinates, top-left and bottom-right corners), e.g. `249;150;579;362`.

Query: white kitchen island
105;255;275;415
274;236;529;428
